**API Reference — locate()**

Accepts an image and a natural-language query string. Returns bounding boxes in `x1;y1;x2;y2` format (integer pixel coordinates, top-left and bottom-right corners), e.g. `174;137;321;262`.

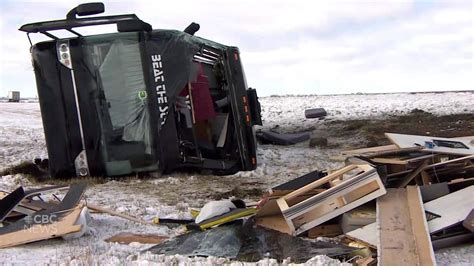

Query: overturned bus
19;3;262;178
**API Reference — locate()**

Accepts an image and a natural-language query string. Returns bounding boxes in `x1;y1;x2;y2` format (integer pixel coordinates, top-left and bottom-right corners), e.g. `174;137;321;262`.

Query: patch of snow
259;92;473;131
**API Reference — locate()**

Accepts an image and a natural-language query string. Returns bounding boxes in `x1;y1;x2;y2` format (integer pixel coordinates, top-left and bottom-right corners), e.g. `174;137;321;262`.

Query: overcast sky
0;0;472;97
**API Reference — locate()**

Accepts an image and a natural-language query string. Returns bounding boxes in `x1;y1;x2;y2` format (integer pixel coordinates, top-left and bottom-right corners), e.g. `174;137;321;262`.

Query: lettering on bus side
151;54;169;126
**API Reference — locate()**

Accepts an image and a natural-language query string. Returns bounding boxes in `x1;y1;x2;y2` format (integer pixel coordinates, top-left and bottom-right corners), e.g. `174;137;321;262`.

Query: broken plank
397;160;429;187
87;203;149;225
423;155;474;169
105;232;168;244
341;145;398;155
371;153;434;166
365;146;425;158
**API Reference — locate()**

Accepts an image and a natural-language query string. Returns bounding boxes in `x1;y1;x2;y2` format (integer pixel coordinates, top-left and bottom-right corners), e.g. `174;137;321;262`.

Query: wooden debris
385;133;474;156
345;222;376;248
86;203;149;225
307;224;342;238
341;145;399;156
356;256;375;266
269;164;386;235
340;205;376;233
105;232;168;244
255;213;293;235
424;185;474;234
397;159;430;187
0;183;87;248
0;205;83;248
377;187;435;266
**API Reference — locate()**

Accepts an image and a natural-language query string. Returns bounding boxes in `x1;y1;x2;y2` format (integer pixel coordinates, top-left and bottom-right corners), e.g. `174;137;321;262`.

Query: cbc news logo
23;214;59;234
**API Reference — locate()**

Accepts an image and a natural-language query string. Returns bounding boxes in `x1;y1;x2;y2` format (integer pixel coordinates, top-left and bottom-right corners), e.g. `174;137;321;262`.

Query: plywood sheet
424;185;474;233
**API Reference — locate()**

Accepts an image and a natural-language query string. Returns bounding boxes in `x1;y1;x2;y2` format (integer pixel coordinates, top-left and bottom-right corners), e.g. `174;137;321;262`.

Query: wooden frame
275;164;386;235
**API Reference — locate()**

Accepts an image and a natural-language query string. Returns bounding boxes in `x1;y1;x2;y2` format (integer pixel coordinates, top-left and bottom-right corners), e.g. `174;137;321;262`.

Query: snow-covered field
0;91;473;265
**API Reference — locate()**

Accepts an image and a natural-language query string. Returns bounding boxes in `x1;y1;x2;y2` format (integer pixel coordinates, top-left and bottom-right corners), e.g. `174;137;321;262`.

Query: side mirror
67;2;105;19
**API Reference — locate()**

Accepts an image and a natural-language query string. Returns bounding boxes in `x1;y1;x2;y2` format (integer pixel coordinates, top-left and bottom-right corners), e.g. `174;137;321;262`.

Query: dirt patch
0;161;107;186
211;186;265;200
0;161;47;179
328;112;474;146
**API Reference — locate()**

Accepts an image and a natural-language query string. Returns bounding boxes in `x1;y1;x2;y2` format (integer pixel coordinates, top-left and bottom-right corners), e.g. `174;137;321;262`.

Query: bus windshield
82;32;158;175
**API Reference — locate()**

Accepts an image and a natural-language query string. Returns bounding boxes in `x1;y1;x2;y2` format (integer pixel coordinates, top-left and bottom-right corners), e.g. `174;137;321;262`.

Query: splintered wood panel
377;188;435;266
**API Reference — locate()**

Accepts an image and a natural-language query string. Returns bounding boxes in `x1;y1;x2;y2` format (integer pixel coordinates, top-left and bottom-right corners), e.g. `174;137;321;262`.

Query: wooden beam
105;232;168;244
423;155;474;169
377;188;435;266
406;186;436;266
341;145;398;155
420;171;431;185
397;160;430;187
365;146;425;158
87;203;149;224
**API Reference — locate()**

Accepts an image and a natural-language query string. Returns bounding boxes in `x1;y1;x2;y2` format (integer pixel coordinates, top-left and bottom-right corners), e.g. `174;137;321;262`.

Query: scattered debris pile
1;132;472;264
151;132;473;264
